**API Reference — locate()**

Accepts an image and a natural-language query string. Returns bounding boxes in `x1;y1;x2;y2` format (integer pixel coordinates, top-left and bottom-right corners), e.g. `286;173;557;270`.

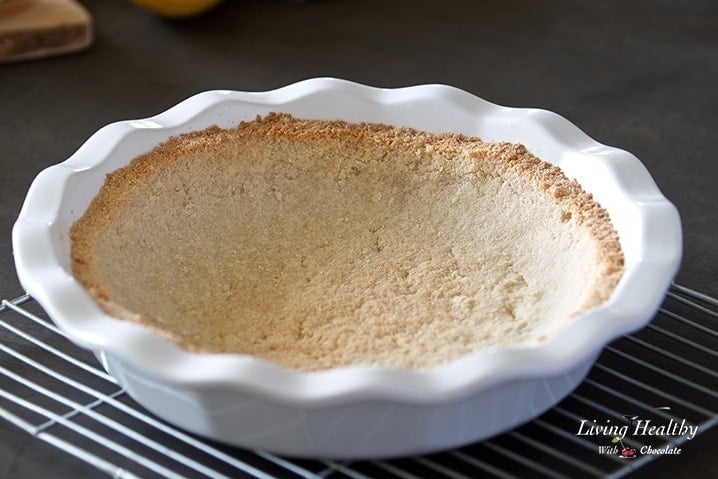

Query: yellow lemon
131;0;224;18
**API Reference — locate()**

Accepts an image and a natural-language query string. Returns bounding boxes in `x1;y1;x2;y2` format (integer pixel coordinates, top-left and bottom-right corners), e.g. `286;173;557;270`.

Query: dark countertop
1;1;716;478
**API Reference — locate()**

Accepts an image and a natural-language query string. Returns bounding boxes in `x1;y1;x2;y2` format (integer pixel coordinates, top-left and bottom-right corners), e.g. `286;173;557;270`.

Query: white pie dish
12;77;681;458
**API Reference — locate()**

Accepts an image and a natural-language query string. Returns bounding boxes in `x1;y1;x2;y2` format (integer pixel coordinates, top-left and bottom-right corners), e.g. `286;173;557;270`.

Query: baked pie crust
71;113;624;371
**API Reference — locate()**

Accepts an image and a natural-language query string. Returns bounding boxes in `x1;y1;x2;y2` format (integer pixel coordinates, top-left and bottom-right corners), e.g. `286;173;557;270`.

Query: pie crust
71;113;624;371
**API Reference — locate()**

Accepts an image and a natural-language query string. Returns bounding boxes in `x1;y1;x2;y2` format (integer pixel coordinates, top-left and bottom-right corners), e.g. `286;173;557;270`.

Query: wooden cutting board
0;0;92;63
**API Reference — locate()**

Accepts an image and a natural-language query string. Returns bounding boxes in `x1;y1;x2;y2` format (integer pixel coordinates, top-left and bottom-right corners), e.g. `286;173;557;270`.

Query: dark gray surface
1;1;716;477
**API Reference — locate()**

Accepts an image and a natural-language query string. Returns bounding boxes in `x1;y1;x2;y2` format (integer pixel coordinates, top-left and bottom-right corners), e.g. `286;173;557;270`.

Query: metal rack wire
1;284;716;478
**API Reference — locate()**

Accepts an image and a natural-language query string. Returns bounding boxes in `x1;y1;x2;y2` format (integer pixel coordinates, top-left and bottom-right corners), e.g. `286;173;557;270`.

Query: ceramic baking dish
12;78;681;458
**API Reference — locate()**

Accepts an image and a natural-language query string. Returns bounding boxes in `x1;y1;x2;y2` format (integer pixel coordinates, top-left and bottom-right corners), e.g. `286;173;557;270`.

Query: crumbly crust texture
71;113;624;371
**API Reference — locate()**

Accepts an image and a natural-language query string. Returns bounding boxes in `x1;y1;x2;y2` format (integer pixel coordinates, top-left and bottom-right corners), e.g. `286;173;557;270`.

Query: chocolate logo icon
611;435;636;459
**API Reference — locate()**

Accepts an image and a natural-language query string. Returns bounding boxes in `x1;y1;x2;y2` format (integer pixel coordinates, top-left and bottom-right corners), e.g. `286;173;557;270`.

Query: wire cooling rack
1;284;716;478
